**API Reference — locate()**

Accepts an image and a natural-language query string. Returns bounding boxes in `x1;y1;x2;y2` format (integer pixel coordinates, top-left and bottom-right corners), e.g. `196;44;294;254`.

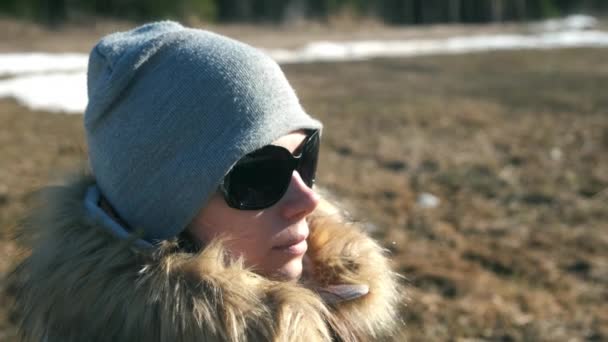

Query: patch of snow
265;30;608;64
538;14;598;32
0;15;607;113
550;147;563;161
417;192;440;209
0;72;87;113
0;53;88;77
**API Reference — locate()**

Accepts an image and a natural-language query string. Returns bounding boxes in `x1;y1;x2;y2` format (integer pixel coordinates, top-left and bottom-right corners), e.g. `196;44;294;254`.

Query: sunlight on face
187;130;320;281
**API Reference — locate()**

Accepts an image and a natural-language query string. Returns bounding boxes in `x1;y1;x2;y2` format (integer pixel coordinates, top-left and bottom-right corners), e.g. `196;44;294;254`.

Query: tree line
1;0;606;26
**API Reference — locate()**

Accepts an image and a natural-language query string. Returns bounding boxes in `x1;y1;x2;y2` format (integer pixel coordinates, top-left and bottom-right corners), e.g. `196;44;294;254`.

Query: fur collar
11;172;401;341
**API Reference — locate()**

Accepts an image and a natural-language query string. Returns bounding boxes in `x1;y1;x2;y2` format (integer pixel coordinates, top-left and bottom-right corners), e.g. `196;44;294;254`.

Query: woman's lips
272;235;308;255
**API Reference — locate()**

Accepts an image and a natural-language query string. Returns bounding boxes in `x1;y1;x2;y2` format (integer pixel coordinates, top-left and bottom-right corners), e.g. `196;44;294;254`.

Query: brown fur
10;172;401;341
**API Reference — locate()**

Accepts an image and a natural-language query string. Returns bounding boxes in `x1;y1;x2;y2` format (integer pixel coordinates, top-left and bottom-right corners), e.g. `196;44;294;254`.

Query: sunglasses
219;130;320;210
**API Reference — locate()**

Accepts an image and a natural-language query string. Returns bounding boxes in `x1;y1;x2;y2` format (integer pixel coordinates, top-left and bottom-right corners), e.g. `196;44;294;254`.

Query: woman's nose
279;171;320;222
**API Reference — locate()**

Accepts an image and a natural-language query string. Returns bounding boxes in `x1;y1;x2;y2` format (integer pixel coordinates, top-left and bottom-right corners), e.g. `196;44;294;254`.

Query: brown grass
0;24;607;340
287;48;608;341
0;16;537;52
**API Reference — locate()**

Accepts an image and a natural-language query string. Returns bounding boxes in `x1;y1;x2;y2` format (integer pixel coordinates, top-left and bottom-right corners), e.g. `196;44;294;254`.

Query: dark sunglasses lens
298;132;320;188
226;147;292;208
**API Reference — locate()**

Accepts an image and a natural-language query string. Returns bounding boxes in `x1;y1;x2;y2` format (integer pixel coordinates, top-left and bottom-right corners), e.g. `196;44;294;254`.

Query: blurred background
1;1;607;341
1;0;608;25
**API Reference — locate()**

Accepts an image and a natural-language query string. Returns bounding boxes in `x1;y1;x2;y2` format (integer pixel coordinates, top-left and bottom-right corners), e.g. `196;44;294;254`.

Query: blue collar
84;185;155;249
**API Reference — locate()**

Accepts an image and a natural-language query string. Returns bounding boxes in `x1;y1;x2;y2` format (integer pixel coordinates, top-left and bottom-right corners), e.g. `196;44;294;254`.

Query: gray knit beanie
84;21;322;243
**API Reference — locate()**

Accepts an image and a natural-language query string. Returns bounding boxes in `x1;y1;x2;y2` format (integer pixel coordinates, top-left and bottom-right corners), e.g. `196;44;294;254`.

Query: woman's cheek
226;227;269;258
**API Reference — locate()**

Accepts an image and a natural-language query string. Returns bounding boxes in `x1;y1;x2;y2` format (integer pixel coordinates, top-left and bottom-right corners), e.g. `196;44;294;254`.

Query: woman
11;21;400;341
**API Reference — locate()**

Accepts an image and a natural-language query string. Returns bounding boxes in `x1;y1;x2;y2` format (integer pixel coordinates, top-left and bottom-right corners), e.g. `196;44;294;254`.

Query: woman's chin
266;257;304;282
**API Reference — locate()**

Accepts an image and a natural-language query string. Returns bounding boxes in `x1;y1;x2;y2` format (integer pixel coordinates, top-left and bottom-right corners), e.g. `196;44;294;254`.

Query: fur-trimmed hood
11;173;401;341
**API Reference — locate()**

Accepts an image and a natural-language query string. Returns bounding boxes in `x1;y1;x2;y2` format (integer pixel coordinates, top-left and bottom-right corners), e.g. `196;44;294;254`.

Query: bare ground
0;20;607;341
290;48;608;341
0;15;544;53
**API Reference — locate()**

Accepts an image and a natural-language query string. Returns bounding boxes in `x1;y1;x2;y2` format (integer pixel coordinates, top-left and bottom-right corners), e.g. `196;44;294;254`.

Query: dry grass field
0;20;607;341
289;48;608;341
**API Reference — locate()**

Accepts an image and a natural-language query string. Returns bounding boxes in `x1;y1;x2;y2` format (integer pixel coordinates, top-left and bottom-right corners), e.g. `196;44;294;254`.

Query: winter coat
10;172;401;341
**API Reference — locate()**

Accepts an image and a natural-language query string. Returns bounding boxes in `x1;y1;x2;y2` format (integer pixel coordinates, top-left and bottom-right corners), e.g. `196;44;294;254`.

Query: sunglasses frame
219;129;320;210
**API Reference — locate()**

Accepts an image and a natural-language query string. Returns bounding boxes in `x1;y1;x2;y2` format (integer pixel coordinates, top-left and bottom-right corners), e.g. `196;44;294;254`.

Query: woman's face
187;131;320;281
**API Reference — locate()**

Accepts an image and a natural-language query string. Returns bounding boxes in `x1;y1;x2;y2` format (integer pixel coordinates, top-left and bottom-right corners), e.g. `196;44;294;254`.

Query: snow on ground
0;53;88;77
417;192;441;209
268;30;608;63
0;72;86;112
537;14;598;32
0;15;606;114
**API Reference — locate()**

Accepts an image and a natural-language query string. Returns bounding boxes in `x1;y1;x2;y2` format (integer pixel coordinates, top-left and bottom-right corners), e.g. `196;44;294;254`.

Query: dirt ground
0;15;548;53
1;19;607;341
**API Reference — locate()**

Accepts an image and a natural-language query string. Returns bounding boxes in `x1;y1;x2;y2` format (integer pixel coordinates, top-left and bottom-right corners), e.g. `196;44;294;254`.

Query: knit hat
84;21;322;243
